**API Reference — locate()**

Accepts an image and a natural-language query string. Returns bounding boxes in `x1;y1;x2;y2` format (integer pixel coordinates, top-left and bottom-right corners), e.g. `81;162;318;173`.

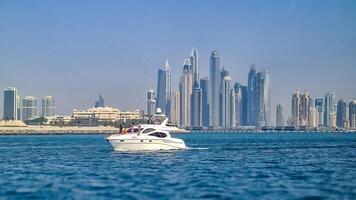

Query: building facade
256;70;271;127
276;103;284;126
191;83;202;128
3;87;18;120
179;59;193;127
221;76;232;128
324;92;336;128
247;66;258;126
95;94;104;108
349;99;356;129
146;89;156;116
200;78;210;127
315;99;324;127
336;99;348;128
22;96;37;121
42;96;55;117
170;91;180;125
190;48;199;86
209;51;221;127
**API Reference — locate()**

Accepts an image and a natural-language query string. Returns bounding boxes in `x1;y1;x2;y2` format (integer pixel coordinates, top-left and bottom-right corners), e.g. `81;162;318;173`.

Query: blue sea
0;132;355;200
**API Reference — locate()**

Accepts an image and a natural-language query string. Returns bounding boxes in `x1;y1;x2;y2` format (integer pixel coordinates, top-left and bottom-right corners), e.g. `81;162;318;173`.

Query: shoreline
0;126;119;135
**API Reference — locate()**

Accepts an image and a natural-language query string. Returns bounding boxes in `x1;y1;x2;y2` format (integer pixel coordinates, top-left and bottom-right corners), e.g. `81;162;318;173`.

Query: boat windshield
127;128;142;133
142;128;155;133
148;132;167;138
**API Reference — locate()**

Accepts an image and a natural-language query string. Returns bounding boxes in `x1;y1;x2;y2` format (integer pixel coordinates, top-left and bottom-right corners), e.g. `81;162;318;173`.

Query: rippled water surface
0;133;356;199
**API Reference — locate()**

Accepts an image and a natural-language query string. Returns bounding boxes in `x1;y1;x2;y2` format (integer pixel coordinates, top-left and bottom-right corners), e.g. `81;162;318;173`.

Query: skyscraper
234;83;242;127
164;59;172;117
170;91;180;125
179;59;193;127
349;99;356;129
146;89;156;116
291;91;301;127
221;76;232;128
42;96;55;117
200;77;209;127
300;92;311;126
315;99;324;127
191;82;202;128
219;67;229;125
336;99;347;128
156;59;172;117
309;106;317;128
230;87;236;128
240;85;248;126
276;103;284;126
209;51;221;127
95;94;104;108
324;92;336;128
22;96;37;121
190;48;199;85
256;70;271;127
247;65;258;126
3;87;18;120
234;83;248;127
156;68;166;114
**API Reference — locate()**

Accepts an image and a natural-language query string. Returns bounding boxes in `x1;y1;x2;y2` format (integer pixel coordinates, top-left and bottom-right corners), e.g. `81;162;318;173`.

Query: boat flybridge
106;126;187;151
140;118;190;133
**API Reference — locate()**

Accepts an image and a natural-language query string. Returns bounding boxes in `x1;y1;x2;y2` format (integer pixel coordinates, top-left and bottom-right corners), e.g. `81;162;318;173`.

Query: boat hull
107;138;186;151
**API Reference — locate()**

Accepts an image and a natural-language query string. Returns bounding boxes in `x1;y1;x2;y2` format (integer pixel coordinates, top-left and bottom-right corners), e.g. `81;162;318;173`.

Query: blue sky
0;0;355;120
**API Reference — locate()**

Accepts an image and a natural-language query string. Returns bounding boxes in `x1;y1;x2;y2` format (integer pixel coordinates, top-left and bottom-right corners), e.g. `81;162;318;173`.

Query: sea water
0;133;355;199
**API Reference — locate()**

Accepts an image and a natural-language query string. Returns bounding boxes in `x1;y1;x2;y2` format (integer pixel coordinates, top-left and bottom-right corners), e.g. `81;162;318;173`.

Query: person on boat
137;125;141;136
119;124;123;134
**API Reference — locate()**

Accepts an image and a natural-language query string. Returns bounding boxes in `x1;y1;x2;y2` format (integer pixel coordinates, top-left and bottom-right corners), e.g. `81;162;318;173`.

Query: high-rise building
256;70;271;127
22;96;37;121
291;91;301;127
95;94;104;108
234;83;242;127
209;51;221;127
247;65;258;126
42;96;55;117
276;103;284;126
179;59;193;127
156;68;166;114
164;59;172;117
219;67;229;125
234;83;248;127
221;76;232;128
315;99;324;127
170;91;180;125
3;87;18;120
240;86;248;126
349;99;356;129
324;92;336;128
300;92;311;126
156;60;172;117
191;82;202;128
309;106;317;128
200;78;209;127
146;89;156;116
230;87;236;128
336;99;348;128
190;48;199;85
291;91;314;127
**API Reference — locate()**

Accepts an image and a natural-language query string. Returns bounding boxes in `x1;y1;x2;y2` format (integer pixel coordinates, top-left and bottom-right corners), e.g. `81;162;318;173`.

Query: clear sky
0;0;355;121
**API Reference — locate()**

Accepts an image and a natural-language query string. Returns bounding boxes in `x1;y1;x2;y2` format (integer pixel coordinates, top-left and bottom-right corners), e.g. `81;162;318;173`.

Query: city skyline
1;0;356;121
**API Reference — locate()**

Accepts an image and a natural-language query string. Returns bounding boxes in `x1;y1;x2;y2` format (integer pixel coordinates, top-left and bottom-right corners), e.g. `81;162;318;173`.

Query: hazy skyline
1;0;355;120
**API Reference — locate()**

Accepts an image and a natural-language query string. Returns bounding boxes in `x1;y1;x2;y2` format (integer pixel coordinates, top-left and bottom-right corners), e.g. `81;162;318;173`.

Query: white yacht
106;127;187;151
